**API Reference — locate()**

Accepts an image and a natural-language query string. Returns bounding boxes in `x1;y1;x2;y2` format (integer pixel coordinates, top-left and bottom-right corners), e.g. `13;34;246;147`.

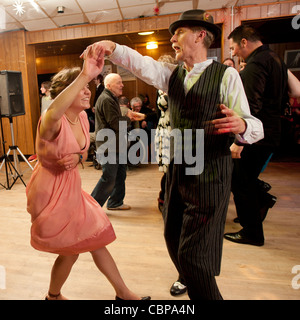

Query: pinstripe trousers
163;156;233;300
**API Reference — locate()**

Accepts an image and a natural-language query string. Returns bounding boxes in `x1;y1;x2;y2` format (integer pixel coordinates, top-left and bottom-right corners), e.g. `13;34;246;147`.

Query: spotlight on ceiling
146;41;158;50
57;6;65;14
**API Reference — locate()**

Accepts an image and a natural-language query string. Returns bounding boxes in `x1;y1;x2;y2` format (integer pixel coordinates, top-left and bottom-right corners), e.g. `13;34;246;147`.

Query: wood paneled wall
36;54;83;75
0;30;39;156
0;1;299;155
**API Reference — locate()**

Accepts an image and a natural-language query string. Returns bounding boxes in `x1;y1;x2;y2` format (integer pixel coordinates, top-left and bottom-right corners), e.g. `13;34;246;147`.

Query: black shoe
115;296;151;300
170;281;187;296
224;231;264;246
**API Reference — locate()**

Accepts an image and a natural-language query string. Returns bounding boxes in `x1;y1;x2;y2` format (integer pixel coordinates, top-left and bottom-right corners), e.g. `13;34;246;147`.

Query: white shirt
41;95;52;114
109;44;264;145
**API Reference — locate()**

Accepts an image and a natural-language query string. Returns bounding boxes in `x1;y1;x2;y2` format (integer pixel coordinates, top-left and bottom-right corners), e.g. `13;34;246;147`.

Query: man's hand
127;109;146;121
132;112;146;121
230;143;244;159
212;104;247;135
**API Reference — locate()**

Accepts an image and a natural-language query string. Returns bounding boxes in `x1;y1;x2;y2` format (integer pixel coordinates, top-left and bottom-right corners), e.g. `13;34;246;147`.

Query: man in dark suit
93;74;105;106
225;25;288;246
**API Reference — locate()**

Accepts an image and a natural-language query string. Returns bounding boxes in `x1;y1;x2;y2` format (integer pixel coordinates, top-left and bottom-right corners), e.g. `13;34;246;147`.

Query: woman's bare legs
90;247;140;300
47;254;79;300
46;247;141;300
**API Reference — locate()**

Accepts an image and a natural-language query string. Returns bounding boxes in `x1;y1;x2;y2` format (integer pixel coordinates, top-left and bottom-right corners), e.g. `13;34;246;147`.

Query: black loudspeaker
0;71;25;117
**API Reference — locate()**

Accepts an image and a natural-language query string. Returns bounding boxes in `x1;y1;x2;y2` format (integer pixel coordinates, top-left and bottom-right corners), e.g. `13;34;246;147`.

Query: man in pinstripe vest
85;9;264;300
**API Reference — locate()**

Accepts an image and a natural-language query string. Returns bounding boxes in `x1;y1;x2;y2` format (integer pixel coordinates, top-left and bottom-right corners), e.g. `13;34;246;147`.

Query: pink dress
26;112;116;255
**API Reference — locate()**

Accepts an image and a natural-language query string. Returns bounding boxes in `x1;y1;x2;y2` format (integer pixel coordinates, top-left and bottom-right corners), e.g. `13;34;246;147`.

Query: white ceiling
0;0;289;33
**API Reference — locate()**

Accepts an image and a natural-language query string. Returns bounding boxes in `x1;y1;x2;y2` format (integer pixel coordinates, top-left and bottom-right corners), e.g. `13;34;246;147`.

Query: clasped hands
80;41;115;71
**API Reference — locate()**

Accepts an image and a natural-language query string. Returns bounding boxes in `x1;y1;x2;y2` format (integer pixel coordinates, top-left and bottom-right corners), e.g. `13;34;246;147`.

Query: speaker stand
0;154;26;190
1;117;34;173
0;117;26;190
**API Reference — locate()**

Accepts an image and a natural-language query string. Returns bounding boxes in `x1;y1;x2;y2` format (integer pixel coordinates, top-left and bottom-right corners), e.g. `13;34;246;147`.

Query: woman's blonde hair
50;67;81;99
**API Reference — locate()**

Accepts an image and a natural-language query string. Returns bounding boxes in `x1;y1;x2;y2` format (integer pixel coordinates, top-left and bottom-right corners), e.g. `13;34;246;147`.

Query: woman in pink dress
26;46;149;300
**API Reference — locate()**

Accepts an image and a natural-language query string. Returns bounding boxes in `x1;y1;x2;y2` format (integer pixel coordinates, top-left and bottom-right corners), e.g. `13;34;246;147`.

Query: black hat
169;9;221;39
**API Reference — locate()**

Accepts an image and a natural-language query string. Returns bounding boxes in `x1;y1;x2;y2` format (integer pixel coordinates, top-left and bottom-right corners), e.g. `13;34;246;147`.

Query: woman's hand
57;154;81;171
81;45;105;81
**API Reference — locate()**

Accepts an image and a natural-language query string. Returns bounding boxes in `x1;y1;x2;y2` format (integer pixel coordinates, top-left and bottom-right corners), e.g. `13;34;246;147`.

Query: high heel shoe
115;296;151;300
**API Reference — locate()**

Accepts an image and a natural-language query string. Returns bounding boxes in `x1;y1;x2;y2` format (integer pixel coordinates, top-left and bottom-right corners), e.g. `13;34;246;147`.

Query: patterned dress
154;90;171;173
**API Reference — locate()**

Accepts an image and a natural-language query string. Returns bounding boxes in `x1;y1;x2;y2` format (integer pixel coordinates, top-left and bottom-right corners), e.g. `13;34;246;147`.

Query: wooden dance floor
0;161;299;300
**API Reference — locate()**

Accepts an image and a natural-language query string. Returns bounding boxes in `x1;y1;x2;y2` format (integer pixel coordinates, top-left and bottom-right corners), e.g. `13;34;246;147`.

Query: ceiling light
138;31;154;36
13;1;25;17
146;41;158;50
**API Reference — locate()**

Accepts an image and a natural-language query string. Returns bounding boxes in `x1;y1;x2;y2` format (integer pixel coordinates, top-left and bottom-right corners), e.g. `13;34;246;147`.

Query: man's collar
245;44;269;63
183;59;213;73
104;88;119;101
